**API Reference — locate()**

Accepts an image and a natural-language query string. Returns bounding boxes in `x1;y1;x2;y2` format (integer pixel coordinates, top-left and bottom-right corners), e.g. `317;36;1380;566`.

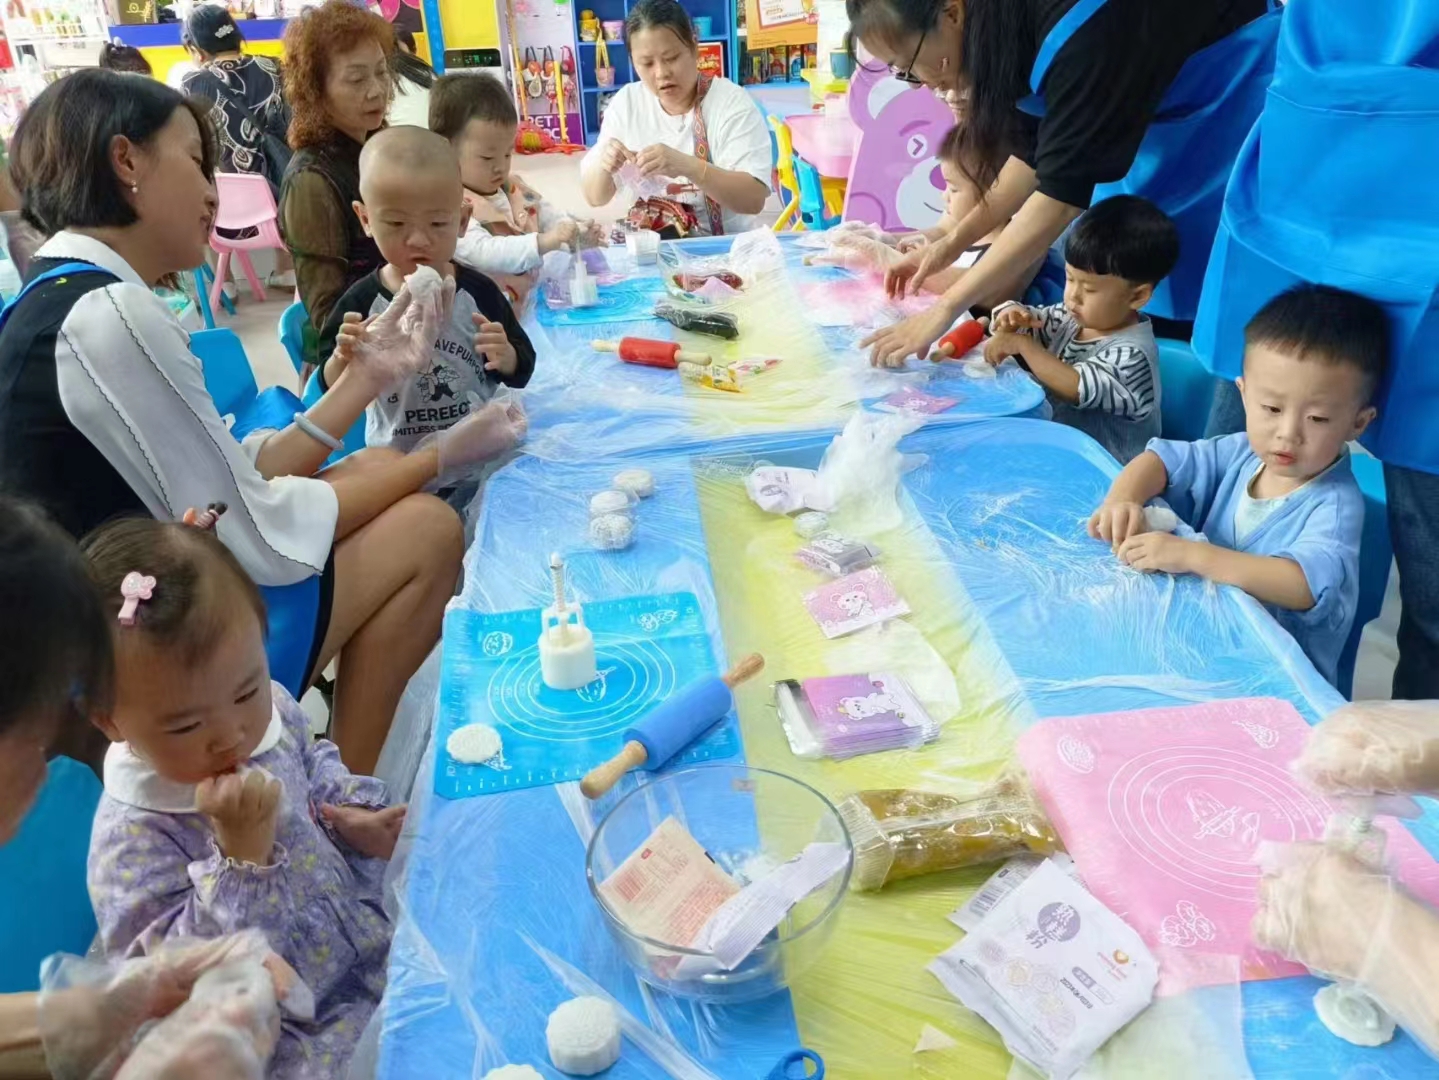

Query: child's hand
473;315;517;376
1088;500;1147;549
983;331;1028;365
319;803;406;860
597;137;633;175
992;304;1039;334
539;218;581;255
895;233;927;253
1117;531;1197;575
333;311;368;367
196;770;282;867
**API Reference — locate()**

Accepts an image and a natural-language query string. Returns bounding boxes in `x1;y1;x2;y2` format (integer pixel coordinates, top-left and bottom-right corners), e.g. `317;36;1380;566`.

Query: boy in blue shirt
1089;285;1390;686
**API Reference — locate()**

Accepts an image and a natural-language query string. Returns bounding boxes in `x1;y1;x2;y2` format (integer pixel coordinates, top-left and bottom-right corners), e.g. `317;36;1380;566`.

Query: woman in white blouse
0;69;462;774
580;0;771;236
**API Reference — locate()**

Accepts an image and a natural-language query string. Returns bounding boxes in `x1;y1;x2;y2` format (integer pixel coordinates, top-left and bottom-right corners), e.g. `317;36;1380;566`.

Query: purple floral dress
88;684;393;1079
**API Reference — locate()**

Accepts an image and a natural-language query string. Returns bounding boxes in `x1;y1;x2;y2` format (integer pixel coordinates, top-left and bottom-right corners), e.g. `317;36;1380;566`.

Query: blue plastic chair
1155;338;1214;442
795;157;841;230
0;758;102;992
190;263;236;330
1339;452;1392;698
189;327;259;420
279;301;308;377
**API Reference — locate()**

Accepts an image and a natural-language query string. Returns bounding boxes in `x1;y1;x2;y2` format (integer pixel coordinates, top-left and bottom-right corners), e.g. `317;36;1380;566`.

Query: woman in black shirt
850;0;1280;366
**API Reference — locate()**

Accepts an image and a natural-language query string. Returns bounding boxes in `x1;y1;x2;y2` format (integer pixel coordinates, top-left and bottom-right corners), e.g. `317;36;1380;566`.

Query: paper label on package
598;816;740;947
950;852;1082;932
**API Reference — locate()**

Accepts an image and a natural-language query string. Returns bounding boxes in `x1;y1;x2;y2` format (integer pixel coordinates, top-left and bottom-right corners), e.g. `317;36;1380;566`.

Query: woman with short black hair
0;68;464;774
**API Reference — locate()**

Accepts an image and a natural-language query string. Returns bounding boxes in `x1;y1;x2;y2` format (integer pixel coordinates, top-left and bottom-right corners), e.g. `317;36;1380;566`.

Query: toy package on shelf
775;672;939;760
837;775;1062;891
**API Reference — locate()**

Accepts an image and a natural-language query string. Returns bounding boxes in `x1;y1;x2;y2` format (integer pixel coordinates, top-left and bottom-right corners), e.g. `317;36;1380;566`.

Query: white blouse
38;231;338;586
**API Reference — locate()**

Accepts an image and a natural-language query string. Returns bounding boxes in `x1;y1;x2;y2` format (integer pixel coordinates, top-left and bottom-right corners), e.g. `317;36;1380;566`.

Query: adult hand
196;770;282;867
319;803;406;860
429;398;528;484
1087;500;1147;550
1253;843;1396;983
1295;701;1439;798
345;275;452;394
861;303;955;368
473;316;518;376
983;330;1029;366
596;137;633;175
886;229;965;298
895;233;928;254
635;143;689;180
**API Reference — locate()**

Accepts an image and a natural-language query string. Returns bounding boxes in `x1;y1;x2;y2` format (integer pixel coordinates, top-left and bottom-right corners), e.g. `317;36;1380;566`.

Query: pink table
785;112;857;180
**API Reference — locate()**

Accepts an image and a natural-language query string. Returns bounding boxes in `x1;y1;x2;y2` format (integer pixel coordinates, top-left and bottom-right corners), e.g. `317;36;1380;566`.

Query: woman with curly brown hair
279;0;394;333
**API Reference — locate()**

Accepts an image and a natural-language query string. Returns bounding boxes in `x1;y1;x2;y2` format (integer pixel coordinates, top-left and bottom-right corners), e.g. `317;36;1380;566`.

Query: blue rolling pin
580;653;765;799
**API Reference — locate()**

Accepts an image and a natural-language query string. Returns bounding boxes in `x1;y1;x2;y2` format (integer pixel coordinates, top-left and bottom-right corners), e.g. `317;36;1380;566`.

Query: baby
316;125;535;458
84;509;400;1078
1090;284;1390;686
985;196;1180;463
428;72;601;304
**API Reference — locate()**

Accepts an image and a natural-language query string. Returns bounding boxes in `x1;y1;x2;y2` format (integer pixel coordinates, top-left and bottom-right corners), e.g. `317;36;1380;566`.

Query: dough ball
589;513;635;551
589;488;634;519
961;360;997;380
546;996;621;1076
483;1068;544;1080
1314;983;1395;1047
1143;506;1180;534
404;263;444;302
612;468;655;499
793;511;829;538
446;723;503;765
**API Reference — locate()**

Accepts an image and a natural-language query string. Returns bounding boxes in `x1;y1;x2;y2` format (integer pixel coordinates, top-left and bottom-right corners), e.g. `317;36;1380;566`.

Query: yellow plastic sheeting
696;462;1025;1078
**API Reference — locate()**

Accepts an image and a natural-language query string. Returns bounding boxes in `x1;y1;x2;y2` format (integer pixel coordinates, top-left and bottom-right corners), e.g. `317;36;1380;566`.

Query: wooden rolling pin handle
722;652;765;688
580;739;649;799
673;348;713;365
590;339;619;353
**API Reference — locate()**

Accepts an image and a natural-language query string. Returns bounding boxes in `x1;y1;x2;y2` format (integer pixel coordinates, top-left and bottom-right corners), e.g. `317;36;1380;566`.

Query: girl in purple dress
83;507;404;1079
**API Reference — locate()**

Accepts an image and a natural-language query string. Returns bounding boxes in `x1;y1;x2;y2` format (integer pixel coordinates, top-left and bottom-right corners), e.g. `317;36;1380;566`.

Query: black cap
185;4;244;55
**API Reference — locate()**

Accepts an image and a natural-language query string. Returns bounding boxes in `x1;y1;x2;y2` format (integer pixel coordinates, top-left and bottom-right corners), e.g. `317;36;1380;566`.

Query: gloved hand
1295;701;1439;798
807;233;902;273
423;397;528;486
40;930;311;1080
342;269;456;394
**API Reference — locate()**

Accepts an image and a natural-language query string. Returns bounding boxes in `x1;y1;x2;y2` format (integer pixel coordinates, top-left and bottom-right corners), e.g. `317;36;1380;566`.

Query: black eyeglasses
891;27;928;85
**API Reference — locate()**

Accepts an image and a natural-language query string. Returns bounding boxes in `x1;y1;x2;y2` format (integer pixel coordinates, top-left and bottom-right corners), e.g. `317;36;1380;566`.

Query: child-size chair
1339;452;1392;699
189;326;259;421
796;157;843;230
1155;338;1215;442
279;300;309;377
767;115;804;232
208;173;285;313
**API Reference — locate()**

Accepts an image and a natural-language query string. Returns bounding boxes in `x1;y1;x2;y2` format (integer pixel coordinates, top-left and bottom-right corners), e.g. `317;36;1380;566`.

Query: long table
379;414;1439;1079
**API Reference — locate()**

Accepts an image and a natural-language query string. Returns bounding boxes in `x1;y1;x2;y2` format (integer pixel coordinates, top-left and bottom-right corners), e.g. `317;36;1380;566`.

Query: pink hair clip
117;571;156;627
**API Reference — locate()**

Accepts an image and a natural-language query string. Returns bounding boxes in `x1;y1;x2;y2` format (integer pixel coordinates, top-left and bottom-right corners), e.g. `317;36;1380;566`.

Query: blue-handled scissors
766;1048;824;1079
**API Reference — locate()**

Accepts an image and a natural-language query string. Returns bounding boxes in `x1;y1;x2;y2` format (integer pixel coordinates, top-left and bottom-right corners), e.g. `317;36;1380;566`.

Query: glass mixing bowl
585;764;852;1004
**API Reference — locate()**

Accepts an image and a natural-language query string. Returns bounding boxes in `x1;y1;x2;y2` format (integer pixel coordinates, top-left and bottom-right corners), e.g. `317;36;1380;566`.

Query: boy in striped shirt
983;196;1180;463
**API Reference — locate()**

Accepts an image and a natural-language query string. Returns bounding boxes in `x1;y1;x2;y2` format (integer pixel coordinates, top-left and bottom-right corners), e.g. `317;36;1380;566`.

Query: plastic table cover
518;233;1044;462
378;418;1439;1080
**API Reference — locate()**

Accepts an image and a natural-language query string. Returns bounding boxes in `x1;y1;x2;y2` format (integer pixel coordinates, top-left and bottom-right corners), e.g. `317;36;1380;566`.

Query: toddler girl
83;507;402;1080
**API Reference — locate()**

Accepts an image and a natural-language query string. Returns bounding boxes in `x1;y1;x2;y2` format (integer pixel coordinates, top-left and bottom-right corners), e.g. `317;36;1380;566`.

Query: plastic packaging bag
812;410;926;533
837;776;1061;891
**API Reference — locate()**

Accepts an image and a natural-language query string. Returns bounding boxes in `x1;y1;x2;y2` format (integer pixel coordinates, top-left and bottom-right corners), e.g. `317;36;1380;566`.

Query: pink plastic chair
208;173;284;312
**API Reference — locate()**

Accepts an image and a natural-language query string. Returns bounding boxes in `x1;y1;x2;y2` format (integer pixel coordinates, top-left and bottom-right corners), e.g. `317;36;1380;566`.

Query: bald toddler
315;125;535;454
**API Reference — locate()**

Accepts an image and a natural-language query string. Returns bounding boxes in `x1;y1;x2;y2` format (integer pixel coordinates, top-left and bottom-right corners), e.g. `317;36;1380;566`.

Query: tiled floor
228;154;1402;703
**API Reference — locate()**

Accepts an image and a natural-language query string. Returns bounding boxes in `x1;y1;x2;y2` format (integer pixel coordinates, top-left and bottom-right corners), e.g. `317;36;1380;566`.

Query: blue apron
1019;0;1282;322
0;264;321;697
1192;0;1439;476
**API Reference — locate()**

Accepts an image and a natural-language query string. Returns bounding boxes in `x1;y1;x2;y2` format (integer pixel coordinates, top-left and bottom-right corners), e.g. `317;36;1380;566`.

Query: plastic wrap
516;231;1044;462
367;416;1439;1079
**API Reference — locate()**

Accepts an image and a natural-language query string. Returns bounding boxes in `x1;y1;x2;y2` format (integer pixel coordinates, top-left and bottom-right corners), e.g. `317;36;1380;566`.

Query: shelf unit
571;0;739;147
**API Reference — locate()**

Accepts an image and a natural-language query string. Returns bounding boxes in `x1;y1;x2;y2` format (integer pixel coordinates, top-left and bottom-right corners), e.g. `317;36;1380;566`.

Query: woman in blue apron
849;0;1281;367
1191;0;1439;699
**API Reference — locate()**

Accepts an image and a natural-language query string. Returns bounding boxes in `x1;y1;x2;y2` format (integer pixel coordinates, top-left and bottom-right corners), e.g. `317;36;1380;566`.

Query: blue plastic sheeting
517;233;1045;462
381;419;1439;1079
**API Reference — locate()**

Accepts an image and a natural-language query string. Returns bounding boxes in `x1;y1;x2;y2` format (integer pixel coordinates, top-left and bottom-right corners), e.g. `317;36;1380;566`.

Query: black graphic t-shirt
316;265;535;452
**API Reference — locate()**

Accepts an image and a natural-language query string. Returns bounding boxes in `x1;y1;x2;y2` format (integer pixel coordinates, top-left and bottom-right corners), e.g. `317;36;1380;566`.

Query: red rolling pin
591;337;713;368
932;317;989;361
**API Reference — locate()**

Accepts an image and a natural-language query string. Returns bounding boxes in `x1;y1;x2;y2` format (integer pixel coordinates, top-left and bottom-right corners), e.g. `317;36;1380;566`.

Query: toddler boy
428;73;600;304
985;196;1180;463
1089;284;1390;686
316;125;535;455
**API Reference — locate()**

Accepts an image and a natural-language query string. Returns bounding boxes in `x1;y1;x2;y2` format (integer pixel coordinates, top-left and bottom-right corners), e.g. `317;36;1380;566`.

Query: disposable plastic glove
341;267;456;393
1295;701;1439;798
39;929;311;1080
422;396;528;487
807;233;902;273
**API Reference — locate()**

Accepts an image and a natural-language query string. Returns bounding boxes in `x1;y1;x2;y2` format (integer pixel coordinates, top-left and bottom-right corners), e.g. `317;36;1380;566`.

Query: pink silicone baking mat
1017;698;1439;994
